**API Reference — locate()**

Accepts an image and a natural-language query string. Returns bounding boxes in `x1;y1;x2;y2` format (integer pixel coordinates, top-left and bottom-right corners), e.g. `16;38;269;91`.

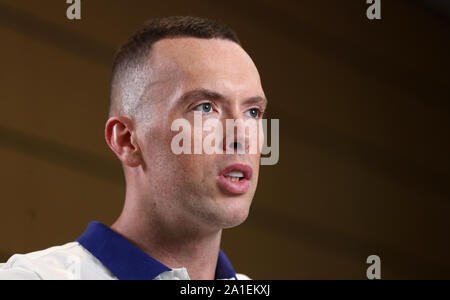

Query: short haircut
109;16;241;118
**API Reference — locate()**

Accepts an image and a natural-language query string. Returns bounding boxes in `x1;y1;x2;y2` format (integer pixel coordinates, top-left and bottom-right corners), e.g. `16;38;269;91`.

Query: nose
229;141;243;152
222;122;250;154
219;105;255;155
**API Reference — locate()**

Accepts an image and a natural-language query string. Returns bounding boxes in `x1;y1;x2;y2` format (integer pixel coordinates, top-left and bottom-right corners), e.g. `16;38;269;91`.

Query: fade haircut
109;16;241;119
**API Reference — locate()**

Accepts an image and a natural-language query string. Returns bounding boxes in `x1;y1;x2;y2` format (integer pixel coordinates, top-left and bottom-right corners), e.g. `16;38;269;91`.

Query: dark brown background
0;0;449;279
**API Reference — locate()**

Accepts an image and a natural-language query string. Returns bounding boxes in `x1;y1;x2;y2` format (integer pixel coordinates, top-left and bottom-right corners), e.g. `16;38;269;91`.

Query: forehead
148;37;263;94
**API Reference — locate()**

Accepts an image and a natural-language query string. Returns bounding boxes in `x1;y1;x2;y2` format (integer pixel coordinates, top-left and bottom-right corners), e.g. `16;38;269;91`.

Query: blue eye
245;108;261;118
193;103;213;114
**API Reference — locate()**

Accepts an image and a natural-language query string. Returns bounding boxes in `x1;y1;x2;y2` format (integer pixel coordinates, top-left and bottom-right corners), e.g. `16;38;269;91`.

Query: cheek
165;155;217;200
138;119;180;173
257;120;265;155
250;156;260;179
179;154;216;178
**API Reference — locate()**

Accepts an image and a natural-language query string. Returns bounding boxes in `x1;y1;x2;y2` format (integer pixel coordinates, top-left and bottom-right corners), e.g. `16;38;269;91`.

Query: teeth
226;171;244;177
225;176;241;182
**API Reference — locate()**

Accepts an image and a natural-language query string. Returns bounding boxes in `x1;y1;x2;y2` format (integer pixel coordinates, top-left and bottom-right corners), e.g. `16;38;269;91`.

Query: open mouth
217;164;253;195
224;171;246;182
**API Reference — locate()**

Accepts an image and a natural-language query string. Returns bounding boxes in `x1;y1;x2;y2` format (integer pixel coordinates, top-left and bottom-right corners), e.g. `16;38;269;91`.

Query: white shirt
0;221;250;280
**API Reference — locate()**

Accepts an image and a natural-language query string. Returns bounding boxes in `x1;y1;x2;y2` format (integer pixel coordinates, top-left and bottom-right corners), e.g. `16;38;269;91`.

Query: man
0;16;267;280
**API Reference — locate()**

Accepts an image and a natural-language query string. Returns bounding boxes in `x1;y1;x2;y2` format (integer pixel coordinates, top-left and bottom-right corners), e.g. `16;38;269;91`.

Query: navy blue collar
76;221;237;280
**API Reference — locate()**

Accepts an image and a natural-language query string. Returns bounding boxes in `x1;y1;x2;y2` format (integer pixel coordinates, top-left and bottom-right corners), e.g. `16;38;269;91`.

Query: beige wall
0;0;449;279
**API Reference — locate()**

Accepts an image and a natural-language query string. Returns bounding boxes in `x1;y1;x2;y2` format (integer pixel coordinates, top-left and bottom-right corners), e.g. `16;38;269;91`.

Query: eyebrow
178;88;268;107
179;88;225;104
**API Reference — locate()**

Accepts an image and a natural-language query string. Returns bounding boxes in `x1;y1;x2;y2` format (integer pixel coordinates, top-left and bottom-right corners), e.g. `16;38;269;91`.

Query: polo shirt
0;221;250;280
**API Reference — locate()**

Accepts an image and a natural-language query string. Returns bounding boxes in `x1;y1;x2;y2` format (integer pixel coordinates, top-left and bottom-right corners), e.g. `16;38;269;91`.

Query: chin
221;215;249;229
217;199;252;229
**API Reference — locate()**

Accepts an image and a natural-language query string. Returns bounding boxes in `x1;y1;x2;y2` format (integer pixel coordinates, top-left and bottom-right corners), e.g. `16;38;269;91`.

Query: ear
105;116;142;167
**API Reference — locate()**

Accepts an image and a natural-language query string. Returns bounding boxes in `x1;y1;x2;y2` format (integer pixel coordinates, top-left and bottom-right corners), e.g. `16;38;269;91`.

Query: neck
111;199;223;280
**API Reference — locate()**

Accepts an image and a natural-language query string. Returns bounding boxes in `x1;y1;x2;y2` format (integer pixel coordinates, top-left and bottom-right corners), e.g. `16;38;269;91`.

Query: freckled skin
132;38;266;232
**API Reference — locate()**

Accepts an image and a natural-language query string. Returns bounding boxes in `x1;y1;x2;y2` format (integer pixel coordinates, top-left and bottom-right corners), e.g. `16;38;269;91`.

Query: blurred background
0;0;449;279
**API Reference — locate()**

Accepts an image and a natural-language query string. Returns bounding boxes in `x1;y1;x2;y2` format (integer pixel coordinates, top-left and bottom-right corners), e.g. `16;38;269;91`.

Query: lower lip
217;175;250;195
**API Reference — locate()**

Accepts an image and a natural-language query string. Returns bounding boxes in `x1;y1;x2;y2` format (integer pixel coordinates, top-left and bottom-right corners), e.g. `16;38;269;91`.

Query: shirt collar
76;221;237;280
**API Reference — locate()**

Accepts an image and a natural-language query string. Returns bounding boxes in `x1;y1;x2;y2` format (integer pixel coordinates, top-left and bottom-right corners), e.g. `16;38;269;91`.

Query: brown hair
109;16;241;117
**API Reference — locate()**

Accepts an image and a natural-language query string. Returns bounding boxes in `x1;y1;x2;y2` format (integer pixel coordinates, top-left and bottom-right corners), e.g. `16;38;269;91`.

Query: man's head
105;16;267;234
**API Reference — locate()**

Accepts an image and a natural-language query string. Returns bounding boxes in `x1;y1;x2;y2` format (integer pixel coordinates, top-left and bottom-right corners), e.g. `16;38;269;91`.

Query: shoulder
0;242;115;280
236;273;252;280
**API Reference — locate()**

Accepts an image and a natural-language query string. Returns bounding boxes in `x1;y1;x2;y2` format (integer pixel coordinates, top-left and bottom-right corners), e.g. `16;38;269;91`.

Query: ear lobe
105;117;142;167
